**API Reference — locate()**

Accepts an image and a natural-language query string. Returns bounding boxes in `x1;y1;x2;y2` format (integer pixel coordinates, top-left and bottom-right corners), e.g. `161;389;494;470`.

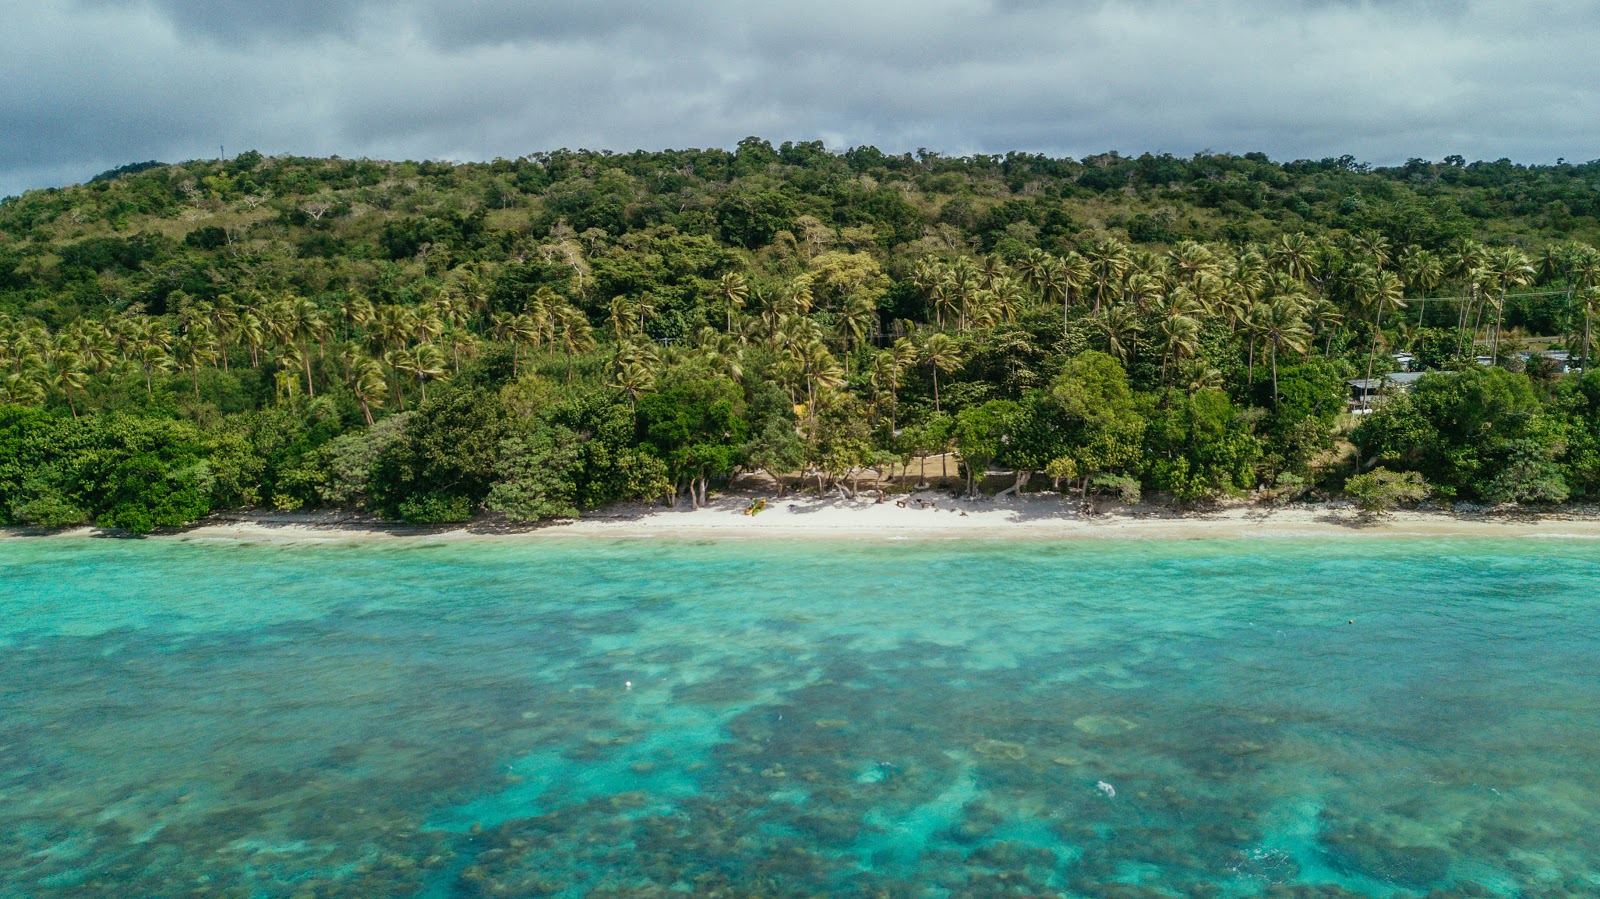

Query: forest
3;141;1600;532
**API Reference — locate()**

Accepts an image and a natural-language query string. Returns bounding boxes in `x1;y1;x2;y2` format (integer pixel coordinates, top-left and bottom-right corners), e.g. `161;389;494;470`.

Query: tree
953;400;1021;497
1485;246;1534;360
1358;269;1405;411
718;271;749;331
635;367;748;508
351;356;388;426
1344;467;1429;515
1260;294;1311;404
486;425;584;521
1043;352;1146;504
920;332;962;413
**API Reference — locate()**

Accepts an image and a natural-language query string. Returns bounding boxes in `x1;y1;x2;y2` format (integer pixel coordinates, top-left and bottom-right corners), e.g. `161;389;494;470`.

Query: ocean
2;535;1597;897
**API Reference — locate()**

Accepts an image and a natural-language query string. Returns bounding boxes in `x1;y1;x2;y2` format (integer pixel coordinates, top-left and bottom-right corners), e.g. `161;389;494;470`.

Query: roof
1346;372;1428;389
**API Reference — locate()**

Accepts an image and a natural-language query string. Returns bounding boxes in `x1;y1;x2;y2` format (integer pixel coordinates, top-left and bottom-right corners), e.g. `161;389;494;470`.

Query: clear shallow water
2;536;1598;898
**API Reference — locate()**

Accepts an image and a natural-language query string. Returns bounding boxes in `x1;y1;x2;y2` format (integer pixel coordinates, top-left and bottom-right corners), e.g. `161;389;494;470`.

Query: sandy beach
13;490;1600;543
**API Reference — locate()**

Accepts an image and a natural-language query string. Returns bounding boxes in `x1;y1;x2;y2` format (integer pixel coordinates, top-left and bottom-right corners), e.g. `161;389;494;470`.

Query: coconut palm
352;356;388;425
1270;232;1315;284
282;296;329;396
835;292;878;370
1578;286;1600;370
45;348;88;418
1484;246;1535;361
1093;305;1142;363
1359;270;1406;409
1398;247;1443;327
718;272;749;332
172;329;220;399
553;304;596;382
612;358;655;409
390;343;448;403
869;349;905;430
1260;295;1312;403
919;331;962;413
1086;238;1132;311
1157;313;1201;389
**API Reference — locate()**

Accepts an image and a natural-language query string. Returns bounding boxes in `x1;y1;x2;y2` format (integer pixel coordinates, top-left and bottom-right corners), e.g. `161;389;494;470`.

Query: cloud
4;0;1600;198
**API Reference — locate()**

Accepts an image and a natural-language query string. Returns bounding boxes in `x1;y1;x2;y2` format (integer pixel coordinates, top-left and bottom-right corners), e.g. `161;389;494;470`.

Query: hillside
3;143;1600;531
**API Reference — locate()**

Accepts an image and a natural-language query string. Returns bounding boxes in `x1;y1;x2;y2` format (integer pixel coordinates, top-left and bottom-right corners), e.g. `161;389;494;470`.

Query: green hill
3;143;1600;530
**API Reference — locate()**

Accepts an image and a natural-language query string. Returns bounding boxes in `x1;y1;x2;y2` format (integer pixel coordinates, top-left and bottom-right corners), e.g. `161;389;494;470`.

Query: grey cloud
5;0;1600;199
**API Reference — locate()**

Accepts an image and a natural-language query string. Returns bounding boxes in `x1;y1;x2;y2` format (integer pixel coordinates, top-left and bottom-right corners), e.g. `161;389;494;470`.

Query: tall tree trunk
1270;346;1280;405
1362;306;1384;411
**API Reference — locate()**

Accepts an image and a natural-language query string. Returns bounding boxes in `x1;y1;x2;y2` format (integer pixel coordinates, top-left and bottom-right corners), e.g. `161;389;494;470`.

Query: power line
1404;288;1574;304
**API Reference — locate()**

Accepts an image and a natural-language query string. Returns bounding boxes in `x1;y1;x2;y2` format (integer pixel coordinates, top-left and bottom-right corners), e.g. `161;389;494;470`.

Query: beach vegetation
5;146;1600;529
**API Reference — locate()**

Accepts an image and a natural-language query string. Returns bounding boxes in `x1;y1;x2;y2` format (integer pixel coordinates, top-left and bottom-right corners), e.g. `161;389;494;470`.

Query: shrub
1344;467;1429;515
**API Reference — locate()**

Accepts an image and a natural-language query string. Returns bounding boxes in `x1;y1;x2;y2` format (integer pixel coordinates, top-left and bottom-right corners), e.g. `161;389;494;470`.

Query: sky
4;0;1600;199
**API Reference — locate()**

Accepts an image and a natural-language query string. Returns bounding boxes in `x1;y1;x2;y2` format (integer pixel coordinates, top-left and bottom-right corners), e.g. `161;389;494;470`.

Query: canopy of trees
5;144;1600;530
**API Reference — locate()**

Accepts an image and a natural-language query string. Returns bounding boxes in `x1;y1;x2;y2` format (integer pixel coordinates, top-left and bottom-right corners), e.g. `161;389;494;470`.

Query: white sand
15;491;1600;544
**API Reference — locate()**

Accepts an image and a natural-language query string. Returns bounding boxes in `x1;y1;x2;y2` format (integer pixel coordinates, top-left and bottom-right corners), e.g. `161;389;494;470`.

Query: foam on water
2;535;1598;896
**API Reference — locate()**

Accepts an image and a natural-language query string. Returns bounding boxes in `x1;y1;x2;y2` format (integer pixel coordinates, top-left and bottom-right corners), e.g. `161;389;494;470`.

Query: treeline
3;144;1600;532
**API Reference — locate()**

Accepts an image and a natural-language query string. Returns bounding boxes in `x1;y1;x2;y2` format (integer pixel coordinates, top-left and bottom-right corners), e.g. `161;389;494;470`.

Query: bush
396;492;472;524
1344;467;1429;515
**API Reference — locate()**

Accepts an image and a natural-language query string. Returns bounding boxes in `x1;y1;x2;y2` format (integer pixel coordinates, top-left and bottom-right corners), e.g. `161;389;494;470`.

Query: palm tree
1565;245;1600;363
718;272;749;331
1270;232;1315;284
352;356;388;425
1086;238;1132;311
612;359;655;409
283;296;329;397
869;349;905;430
389;343;448;403
1359;270;1406;410
45;348;88;418
1484;246;1534;361
1158;313;1201;390
835;293;877;371
694;328;745;382
609;295;640;342
172;329;219;399
128;322;173;397
1578;286;1600;370
553;304;596;382
236;309;267;368
1093;305;1141;363
1260;294;1311;403
920;331;961;413
1398;247;1443;327
1169;240;1219;292
1350;231;1393;272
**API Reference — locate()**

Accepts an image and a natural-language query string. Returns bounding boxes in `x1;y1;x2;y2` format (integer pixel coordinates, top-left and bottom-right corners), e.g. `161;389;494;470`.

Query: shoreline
10;493;1600;544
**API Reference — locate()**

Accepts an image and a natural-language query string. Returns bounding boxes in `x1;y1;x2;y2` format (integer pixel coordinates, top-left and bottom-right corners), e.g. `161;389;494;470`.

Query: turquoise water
2;535;1599;898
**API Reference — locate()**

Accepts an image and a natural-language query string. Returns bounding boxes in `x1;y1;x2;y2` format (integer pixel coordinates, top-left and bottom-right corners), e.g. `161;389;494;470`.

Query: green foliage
1344;467;1430;514
1141;389;1261;501
0;410;216;533
953;400;1022;495
636;367;748;491
370;387;513;522
1354;367;1564;501
6;145;1600;523
486;426;584;521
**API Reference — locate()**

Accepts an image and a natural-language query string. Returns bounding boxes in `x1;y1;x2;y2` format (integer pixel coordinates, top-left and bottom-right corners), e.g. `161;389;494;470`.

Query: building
1347;371;1428;412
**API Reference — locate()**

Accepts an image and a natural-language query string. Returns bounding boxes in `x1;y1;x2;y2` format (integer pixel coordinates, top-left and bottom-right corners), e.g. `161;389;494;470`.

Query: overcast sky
4;0;1599;199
